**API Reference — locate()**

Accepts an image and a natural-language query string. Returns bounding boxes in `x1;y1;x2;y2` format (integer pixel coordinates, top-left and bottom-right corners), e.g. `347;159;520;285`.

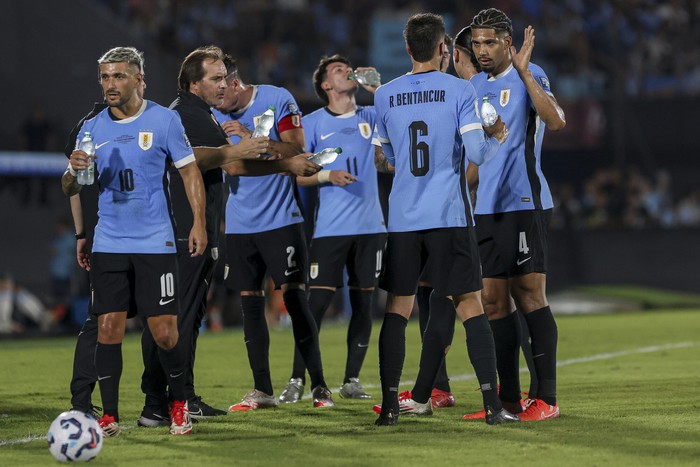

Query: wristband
317;170;331;184
75;232;86;240
67;162;78;177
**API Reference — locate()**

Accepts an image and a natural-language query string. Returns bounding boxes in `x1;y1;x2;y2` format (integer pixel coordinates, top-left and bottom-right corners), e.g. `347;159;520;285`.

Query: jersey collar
488;63;514;82
112;99;148;124
233;85;257;116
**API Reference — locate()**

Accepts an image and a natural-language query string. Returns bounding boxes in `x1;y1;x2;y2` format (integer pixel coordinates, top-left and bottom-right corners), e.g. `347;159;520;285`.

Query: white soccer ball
47;410;103;462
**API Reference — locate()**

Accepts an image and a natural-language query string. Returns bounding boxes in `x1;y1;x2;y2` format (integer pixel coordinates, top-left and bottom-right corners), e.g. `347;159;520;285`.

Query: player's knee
151;325;179;350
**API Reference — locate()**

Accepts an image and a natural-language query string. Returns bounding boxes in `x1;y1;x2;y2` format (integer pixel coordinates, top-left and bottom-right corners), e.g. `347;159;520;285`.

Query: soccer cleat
229;389;278;411
137;404;170;427
188;395;227;419
339;378;372;399
462;399;526;420
485;406;520;425
372;390;412;414
517;398;560;421
279;378;304;404
169;400;193;435
311;386;335;408
97;414;121;437
398;397;433;416
374;411;398;426
430;388;455;408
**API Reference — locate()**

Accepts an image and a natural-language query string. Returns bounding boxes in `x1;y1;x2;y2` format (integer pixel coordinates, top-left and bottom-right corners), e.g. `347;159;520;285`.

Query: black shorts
90;253;179;317
475;209;551;279
379;228;482;297
309;233;387;288
225;223;308;291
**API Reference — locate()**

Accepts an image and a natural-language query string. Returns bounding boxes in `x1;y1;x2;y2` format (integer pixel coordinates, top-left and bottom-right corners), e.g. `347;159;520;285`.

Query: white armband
67;162;78;177
317;170;331;184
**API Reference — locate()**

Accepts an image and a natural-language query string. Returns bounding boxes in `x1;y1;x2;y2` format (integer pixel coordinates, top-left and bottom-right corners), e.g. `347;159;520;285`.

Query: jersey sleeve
457;81;499;166
302;114;317;153
276;89;303;134
167;112;196;169
530;64;553;96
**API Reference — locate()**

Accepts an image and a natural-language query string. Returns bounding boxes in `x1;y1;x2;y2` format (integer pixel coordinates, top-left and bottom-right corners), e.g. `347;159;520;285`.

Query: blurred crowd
550;166;700;230
94;0;700;100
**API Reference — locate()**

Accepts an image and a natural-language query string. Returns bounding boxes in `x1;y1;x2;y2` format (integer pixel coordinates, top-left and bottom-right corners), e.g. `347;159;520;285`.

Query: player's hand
189;223;208;257
69;150;95;172
229;135;270;159
511;26;534;74
221;120;253;138
329;170;357;186
484;116;509;144
282;154;322;177
76;238;91;271
355;66;381;93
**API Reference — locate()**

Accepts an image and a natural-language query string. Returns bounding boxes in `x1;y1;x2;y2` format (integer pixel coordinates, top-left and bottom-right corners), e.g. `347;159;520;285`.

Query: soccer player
212;56;334;410
64;46;207;436
462;8;566;422
372;13;517;426
277;55;386;403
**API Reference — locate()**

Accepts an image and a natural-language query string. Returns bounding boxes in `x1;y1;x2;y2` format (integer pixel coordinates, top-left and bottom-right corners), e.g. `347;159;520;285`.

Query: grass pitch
1;307;699;466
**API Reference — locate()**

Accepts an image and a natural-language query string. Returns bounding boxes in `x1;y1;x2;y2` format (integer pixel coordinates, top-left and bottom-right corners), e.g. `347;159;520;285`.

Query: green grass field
1;308;699;466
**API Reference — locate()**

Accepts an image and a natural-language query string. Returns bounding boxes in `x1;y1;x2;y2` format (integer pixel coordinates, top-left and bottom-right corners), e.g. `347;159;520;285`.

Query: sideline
1;341;697;447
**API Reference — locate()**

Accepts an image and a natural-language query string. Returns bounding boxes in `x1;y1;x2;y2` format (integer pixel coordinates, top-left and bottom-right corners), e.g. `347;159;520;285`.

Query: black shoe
485;407;520;425
188;395;227;419
374;411;398;426
137;405;170;427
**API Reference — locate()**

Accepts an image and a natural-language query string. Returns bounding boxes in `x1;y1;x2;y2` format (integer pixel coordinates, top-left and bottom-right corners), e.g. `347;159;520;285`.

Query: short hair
454;26;480;70
177;45;224;92
403;13;446;63
223;54;239;84
97;47;144;74
312;54;352;105
444;33;453;48
470;8;513;37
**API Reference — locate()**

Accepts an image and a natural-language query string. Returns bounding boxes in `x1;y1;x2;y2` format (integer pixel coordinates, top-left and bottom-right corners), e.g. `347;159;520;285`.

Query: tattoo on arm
374;146;394;174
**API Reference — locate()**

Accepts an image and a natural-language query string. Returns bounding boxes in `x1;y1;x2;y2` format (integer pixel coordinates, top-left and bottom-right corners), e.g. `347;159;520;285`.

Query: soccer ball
47;410;103;462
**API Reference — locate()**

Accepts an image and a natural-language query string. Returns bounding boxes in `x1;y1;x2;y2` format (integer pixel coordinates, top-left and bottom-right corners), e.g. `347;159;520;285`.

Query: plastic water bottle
308;147;342;166
77;132;95;185
252;106;275;138
348;70;381;87
480;97;498;128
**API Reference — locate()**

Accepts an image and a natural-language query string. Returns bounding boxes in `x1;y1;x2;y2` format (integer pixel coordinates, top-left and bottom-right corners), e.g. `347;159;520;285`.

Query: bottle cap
335;147;342;154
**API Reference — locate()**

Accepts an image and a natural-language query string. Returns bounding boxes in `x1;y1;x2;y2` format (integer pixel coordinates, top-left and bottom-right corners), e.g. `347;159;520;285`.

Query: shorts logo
358;122;372;139
310;263;319;279
211;247;219;261
516;257;531;266
139;131;153;150
500;89;510;107
223;264;229;280
159;298;175;306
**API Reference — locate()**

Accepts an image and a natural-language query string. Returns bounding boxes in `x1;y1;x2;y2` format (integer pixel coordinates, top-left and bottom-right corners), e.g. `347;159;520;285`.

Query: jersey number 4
409;121;429;177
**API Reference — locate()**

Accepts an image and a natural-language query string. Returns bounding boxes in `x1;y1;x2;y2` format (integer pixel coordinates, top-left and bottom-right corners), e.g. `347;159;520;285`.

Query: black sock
515;309;538;397
378;313;408;415
524;307;558;405
431;294;454;393
95;342;122;422
140;325;168;409
241;295;273;395
463;315;501;411
291;288;334;383
283;289;326;389
70;313;98;412
412;293;455;403
489;313;521;403
345;289;373;382
416;285;432;338
158;344;186;402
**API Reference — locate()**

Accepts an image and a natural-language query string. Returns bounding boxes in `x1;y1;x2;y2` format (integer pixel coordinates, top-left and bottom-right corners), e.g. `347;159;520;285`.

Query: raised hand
511;26;535;74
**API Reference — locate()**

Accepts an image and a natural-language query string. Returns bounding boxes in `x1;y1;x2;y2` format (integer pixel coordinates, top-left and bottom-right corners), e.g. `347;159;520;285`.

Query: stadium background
1;0;699;334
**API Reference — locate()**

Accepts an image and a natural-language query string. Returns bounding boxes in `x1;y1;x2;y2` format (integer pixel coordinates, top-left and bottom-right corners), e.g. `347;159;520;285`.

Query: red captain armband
278;114;302;133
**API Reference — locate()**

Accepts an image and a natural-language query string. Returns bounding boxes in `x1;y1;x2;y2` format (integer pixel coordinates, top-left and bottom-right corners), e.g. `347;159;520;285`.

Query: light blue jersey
211;85;303;234
77;100;195;254
470;63;554;214
303;106;386;238
374;70;496;232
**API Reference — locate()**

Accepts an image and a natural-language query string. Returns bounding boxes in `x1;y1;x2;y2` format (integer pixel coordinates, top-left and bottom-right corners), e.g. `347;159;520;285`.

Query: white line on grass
1;342;696;446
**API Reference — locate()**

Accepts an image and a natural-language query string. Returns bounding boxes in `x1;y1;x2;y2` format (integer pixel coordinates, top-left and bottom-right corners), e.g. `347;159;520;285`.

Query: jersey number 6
409;121;429;177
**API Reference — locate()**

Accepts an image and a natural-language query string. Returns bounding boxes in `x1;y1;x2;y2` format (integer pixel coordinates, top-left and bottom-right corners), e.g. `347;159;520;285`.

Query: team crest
310;263;319;279
291;114;301;127
500;89;510;106
139;131;153;150
358;122;372;139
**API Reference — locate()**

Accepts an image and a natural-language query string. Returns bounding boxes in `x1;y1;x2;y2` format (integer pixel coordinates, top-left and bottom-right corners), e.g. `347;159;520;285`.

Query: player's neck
411;57;441;74
236;84;254;111
490;58;513;79
110;96;144;120
327;93;356;115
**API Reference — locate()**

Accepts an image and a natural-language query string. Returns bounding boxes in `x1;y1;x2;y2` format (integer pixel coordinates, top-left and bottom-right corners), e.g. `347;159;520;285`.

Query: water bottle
480;96;498;128
308;147;342;166
252;106;275;138
77;132;95;185
348;69;381;87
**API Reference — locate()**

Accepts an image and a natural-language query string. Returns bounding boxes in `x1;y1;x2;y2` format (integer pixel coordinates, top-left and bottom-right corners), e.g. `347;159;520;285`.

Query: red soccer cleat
372;391;412;414
517;398;560;421
430;388;456;408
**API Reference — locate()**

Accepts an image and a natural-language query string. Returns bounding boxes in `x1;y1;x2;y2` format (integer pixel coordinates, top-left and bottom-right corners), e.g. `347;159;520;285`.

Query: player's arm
297;169;356;187
466;161;479;208
69;195;91;271
461;123;505;166
62;150;91;196
192;138;270;171
373;144;394;174
223;154;321;177
221;120;305;159
511;26;566;131
177;161;207;256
